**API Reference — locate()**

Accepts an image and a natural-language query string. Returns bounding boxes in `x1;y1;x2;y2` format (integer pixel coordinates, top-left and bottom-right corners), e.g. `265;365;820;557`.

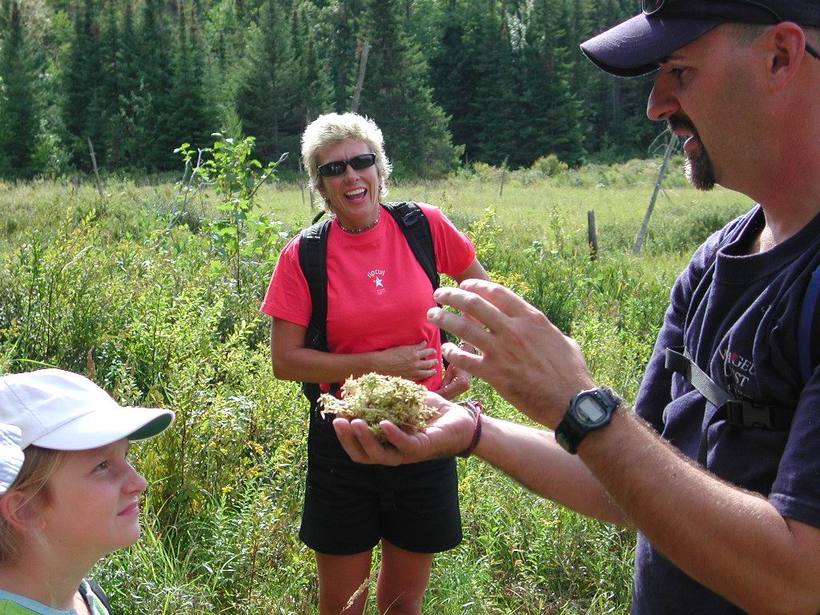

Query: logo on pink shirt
368;269;386;295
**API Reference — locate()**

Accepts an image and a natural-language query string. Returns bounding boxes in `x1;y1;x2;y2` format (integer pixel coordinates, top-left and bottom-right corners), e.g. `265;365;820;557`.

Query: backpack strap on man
665;347;793;431
666;346;793;466
666;261;820;431
663;214;817;436
798;264;820;383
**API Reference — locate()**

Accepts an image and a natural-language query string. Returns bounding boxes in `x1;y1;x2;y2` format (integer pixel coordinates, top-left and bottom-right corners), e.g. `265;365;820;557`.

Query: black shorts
299;415;463;555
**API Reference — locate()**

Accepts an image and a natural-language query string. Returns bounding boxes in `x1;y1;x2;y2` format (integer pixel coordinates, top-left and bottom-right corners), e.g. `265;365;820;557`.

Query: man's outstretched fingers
427;307;493;355
457;279;540;317
433;286;509;335
440;342;484;376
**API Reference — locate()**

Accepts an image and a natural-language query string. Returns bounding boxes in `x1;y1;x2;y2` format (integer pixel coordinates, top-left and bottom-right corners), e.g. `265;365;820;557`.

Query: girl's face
38;439;147;557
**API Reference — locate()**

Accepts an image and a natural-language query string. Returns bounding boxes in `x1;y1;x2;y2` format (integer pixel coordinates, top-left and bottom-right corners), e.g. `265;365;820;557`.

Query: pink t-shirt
260;203;476;391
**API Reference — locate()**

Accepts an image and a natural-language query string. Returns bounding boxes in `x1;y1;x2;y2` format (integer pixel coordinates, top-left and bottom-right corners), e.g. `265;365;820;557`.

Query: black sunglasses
642;0;819;59
317;153;377;177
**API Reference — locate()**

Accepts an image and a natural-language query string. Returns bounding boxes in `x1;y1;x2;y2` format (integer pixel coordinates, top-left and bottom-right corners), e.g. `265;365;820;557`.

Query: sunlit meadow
0;158;753;613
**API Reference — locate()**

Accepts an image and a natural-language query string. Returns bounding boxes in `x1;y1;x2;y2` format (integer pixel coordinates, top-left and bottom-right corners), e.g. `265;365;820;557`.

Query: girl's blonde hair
301;112;392;211
0;445;64;564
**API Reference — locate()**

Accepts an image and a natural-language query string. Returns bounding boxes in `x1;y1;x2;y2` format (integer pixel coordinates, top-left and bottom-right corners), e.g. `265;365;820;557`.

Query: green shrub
531;154;569;177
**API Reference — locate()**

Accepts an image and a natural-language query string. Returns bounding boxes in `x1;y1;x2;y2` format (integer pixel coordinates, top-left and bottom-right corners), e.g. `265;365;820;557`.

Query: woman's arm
453;259;489;284
435;258;490;398
271;318;438;384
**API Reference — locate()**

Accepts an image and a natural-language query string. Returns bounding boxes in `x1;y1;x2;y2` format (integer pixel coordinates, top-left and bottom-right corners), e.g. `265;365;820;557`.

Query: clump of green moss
319;373;436;442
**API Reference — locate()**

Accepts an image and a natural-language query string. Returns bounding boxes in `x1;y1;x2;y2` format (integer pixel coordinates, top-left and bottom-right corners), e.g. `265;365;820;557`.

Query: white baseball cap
0;369;174;450
0;424;24;494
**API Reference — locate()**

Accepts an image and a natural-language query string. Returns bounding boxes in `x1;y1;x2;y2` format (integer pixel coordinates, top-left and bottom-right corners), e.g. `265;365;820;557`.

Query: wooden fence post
588;209;598;260
498;157;508;197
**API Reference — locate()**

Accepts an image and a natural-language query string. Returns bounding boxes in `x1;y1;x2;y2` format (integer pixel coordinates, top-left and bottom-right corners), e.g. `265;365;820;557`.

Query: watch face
576;395;608;424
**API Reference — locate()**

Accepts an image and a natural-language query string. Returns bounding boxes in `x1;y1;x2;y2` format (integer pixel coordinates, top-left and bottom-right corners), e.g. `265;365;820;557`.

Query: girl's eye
94;460;110;472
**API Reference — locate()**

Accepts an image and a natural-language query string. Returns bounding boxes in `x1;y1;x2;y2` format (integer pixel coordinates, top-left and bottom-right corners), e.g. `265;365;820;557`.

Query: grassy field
0;161;754;614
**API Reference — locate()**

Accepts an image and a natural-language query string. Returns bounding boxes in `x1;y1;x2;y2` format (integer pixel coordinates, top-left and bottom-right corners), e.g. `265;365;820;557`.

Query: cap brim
31;407;174;450
580;14;722;77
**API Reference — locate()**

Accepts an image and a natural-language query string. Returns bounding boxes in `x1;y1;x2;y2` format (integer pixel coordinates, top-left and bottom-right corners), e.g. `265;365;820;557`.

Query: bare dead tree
351;41;371;113
87;138;104;198
634;132;678;254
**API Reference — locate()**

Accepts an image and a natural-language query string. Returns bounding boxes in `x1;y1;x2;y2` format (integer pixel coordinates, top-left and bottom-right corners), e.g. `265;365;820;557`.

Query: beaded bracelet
456;400;483;458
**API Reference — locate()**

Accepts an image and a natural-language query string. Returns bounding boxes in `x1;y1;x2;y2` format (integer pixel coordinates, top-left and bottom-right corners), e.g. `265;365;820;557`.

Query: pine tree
0;0;39;178
460;0;520;166
62;0;104;170
516;0;585;166
136;0;176;170
289;1;332;129
168;2;213;154
321;0;365;112
576;0;657;160
202;0;249;133
98;0;122;167
115;0;152;169
357;0;459;177
235;0;300;163
429;0;478;163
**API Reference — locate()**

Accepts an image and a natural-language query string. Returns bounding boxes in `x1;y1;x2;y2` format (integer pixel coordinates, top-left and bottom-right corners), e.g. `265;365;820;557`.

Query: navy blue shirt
632;206;820;614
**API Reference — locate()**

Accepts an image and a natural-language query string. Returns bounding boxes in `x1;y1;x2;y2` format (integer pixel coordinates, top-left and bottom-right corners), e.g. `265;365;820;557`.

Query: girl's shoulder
0;597;43;614
0;590;70;615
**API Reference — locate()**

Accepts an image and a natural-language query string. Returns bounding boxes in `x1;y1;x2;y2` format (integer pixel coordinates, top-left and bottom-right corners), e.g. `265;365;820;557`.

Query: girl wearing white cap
0;369;174;615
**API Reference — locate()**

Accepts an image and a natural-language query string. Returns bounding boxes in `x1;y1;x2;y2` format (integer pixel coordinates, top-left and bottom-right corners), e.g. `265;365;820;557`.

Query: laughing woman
261;112;488;615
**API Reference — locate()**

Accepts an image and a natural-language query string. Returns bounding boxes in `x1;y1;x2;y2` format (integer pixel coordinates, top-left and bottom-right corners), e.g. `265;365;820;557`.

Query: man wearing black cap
333;1;820;613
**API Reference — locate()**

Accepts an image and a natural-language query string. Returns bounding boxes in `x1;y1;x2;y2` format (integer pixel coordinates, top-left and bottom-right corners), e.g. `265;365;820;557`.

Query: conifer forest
2;0;660;181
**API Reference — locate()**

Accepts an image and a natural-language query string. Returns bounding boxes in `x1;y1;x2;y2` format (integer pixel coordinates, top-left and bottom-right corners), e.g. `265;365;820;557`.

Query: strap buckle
724;400;783;430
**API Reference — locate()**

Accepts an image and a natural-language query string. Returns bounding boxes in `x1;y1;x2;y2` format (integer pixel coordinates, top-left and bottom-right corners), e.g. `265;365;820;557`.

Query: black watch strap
555;387;622;454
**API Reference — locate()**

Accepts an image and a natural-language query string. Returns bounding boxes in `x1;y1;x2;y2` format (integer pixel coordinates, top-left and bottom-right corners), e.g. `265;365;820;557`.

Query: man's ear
762;22;808;90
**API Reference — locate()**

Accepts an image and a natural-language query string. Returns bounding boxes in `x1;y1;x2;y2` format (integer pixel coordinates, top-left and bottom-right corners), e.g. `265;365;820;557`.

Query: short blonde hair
0;446;64;564
301;113;392;210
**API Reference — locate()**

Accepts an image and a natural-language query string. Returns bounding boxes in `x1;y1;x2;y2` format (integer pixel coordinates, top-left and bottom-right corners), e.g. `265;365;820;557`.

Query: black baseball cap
580;0;820;77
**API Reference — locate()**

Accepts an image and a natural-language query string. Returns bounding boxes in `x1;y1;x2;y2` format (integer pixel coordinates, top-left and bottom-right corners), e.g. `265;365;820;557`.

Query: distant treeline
1;0;658;180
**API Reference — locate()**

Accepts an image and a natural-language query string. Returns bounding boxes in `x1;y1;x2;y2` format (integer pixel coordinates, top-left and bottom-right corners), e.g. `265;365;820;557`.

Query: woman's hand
375;341;437;381
434;363;471;400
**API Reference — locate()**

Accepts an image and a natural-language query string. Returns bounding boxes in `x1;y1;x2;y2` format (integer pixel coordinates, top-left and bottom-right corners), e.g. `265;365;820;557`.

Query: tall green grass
0;163;752;613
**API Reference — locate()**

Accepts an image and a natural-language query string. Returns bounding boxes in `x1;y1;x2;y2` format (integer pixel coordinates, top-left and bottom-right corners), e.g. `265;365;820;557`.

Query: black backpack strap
798;264;820;382
665;346;793;465
663;214;807;460
665;347;732;409
85;579;112;614
383;202;440;290
299;218;333;406
383;202;452;353
665;347;793;430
